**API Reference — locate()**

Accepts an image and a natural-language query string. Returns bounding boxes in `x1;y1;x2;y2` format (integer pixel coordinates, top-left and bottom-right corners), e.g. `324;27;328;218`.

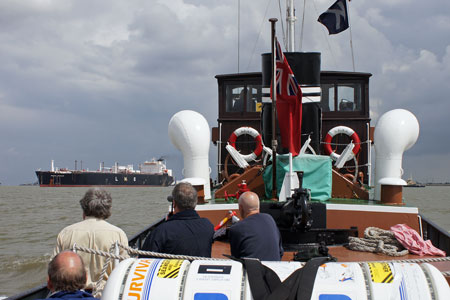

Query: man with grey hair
53;188;128;292
141;182;214;257
229;191;283;260
36;251;98;299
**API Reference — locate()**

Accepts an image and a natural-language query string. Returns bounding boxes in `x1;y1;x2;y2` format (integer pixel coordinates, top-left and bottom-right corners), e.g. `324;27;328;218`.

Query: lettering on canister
127;259;153;300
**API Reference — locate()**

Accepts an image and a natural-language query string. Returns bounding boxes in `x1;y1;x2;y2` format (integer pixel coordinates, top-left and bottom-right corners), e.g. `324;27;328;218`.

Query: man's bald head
48;251;87;292
238;192;260;218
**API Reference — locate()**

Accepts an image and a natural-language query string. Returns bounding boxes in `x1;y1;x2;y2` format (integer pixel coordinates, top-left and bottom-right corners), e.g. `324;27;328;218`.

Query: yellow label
157;259;183;278
256;102;263;112
368;262;393;283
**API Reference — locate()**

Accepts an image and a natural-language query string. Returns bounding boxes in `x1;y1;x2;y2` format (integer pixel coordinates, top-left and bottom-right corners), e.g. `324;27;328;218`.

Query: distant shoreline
425;183;450;186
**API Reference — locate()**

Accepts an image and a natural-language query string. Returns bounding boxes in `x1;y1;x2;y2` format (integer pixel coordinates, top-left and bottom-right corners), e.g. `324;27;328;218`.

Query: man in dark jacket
37;251;98;300
141;182;214;257
229;191;283;260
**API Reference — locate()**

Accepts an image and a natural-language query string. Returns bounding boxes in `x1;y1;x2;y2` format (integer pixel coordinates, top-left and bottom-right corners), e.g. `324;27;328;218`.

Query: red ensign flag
271;41;303;156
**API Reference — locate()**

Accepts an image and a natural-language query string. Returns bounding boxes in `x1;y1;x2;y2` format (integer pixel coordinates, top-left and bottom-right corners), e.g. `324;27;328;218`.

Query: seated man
53;188;128;291
141;182;214;257
229;191;284;260
37;251;99;300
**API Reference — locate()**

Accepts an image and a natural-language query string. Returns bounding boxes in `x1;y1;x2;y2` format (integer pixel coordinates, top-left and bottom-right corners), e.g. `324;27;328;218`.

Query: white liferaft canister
102;259;450;300
102;258;189;300
362;262;449;300
310;262;368;299
182;260;244;300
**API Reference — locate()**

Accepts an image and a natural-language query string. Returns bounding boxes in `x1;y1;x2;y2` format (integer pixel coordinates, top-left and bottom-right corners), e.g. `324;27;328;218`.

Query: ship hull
35;171;174;187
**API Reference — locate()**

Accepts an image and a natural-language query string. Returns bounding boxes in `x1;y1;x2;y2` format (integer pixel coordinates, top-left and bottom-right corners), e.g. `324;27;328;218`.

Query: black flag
318;0;349;35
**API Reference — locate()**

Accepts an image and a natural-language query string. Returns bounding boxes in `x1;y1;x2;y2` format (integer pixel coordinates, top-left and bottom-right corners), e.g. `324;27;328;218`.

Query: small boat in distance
405;175;426;187
35;158;174;187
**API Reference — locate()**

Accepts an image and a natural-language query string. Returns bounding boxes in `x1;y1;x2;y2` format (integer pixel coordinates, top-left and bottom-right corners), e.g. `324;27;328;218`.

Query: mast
286;0;296;52
270;18;278;200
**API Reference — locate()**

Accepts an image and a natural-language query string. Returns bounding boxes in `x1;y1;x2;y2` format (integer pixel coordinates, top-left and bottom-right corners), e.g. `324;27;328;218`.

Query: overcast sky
1;0;449;185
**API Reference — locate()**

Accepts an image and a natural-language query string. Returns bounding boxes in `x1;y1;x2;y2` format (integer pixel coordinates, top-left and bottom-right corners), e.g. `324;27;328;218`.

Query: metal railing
420;214;450;255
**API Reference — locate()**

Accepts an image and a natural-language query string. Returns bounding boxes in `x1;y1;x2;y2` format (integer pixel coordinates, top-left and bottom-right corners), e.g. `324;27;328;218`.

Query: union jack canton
275;41;301;103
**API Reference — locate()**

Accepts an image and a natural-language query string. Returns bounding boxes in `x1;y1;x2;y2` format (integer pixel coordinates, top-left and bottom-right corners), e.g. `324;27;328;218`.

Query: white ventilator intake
374;109;420;200
168;110;211;200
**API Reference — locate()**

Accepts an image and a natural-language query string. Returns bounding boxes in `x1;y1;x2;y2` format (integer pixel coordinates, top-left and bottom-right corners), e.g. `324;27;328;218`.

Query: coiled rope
348;227;409;256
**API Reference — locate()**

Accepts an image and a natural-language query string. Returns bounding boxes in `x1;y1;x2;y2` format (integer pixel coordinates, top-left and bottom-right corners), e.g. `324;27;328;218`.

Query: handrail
4;284;48;300
128;217;165;249
419;213;450;255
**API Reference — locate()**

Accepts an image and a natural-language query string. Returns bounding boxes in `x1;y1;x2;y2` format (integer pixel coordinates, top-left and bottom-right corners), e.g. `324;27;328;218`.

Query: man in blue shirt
229;191;284;260
37;251;98;300
141;182;214;257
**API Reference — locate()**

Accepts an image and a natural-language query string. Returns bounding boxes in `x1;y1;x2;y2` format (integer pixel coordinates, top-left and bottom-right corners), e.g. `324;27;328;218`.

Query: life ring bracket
324;126;361;162
228;127;263;163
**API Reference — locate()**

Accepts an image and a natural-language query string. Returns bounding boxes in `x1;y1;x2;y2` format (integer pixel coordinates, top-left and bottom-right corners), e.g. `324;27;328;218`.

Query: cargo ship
35;158;174;187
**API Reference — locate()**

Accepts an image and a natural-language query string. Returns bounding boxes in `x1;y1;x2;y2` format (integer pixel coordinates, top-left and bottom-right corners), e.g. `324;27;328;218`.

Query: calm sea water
0;186;449;297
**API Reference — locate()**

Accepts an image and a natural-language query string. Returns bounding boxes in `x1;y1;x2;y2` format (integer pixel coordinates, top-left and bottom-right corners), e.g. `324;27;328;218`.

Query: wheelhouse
212;71;372;185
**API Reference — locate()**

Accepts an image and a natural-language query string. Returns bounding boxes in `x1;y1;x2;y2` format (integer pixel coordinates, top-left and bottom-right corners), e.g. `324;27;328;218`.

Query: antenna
237;0;240;72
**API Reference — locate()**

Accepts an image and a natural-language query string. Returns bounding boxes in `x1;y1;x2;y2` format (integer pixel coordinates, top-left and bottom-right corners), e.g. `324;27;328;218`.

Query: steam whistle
224;180;250;201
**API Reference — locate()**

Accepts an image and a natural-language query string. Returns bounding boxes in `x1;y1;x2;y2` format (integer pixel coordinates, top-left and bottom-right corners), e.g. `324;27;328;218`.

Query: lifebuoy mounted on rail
228;127;263;162
324;126;361;162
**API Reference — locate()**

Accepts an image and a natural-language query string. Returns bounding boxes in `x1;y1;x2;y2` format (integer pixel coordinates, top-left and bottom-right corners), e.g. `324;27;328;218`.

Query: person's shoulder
259;212;273;218
102;221;128;239
242;213;275;227
201;217;215;234
103;220;126;233
58;219;86;234
258;212;275;220
229;217;247;231
81;219;128;239
199;217;214;227
46;290;99;299
151;219;173;234
259;213;277;223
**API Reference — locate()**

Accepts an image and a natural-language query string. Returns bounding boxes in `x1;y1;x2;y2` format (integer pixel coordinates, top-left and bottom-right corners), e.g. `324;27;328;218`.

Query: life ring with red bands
324;126;361;162
228;127;263;162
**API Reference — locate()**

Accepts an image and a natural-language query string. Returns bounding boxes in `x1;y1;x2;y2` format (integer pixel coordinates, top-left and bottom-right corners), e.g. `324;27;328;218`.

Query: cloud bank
1;0;449;184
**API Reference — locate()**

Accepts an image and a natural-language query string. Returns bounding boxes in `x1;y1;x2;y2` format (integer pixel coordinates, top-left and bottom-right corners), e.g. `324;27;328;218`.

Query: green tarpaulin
263;154;332;201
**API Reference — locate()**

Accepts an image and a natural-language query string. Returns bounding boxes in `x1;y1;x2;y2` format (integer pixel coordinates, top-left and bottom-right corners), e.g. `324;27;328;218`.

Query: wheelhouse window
321;82;363;113
225;84;262;113
226;86;245;112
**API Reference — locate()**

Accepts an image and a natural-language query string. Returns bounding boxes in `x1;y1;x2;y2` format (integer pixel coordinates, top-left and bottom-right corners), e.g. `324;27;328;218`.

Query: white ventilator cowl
168;110;211;200
374;109;420;200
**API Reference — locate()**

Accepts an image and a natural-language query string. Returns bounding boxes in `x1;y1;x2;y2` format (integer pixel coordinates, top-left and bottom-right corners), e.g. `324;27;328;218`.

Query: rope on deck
348;227;409;257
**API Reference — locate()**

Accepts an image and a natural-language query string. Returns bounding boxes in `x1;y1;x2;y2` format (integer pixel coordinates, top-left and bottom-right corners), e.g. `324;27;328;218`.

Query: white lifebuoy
324;126;361;162
228;127;263;162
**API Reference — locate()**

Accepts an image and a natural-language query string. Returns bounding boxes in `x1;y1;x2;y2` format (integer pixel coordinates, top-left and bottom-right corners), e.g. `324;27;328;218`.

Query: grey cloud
1;0;449;184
